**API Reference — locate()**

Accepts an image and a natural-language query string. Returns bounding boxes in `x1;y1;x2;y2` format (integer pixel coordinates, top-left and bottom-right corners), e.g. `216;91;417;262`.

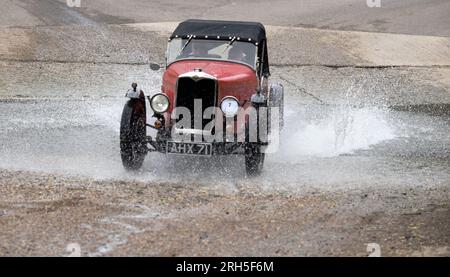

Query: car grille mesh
175;77;217;130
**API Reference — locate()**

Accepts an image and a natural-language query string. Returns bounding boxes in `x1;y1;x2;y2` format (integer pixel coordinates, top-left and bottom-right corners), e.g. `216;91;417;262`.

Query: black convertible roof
169;19;267;45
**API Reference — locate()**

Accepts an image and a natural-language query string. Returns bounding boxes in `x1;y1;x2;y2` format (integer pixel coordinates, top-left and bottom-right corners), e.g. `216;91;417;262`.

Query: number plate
166;141;212;156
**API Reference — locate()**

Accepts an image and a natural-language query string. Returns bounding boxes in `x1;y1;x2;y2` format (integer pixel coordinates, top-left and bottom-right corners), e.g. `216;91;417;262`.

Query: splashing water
276;105;397;160
1;97;448;188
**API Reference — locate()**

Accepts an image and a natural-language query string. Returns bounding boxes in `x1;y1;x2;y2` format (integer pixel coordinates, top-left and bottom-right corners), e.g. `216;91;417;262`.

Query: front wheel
120;99;147;170
245;144;265;176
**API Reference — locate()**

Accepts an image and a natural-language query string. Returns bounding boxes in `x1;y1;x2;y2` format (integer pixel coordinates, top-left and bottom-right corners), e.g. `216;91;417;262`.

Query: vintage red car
120;19;284;175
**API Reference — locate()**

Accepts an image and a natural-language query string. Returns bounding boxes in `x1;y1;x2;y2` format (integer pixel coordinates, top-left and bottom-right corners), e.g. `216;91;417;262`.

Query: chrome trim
178;70;217;81
220;95;239;103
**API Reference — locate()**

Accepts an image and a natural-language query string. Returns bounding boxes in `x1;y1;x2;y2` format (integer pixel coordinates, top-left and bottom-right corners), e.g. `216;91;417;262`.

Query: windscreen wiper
222;36;236;53
181;35;194;52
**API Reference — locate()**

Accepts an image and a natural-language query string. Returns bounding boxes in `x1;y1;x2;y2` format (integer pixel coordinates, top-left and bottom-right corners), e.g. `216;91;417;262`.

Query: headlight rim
150;93;170;114
220;96;240;117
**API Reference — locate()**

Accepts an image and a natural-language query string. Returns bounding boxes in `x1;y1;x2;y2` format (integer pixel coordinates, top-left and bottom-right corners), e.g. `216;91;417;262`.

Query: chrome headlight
220;97;240;117
150;93;170;113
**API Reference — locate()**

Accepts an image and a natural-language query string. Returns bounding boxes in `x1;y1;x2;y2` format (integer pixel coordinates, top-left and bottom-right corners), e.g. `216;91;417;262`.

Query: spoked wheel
245;144;265;176
120;99;147;170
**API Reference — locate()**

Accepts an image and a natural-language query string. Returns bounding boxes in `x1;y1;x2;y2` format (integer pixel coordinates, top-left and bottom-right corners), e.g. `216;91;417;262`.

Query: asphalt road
0;0;449;256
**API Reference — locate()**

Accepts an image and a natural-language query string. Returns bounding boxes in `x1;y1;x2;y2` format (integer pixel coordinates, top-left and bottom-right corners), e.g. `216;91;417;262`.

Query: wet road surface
0;0;449;256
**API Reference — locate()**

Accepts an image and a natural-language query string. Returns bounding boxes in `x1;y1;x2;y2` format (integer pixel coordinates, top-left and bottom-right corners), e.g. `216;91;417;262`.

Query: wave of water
275;105;397;160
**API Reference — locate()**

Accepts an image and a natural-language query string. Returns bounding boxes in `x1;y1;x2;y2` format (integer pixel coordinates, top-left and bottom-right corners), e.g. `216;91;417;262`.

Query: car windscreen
167;38;257;68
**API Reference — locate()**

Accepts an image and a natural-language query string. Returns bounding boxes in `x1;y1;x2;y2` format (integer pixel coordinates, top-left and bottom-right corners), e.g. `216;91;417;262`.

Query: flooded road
0;96;449;190
0;63;448;256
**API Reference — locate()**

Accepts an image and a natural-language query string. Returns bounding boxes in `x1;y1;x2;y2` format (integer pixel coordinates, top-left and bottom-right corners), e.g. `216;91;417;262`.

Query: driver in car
228;46;247;63
178;41;210;58
190;41;209;56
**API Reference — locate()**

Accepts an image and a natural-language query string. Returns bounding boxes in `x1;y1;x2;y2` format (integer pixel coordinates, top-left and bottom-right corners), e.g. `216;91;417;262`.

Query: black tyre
120;99;147;170
245;144;265;176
